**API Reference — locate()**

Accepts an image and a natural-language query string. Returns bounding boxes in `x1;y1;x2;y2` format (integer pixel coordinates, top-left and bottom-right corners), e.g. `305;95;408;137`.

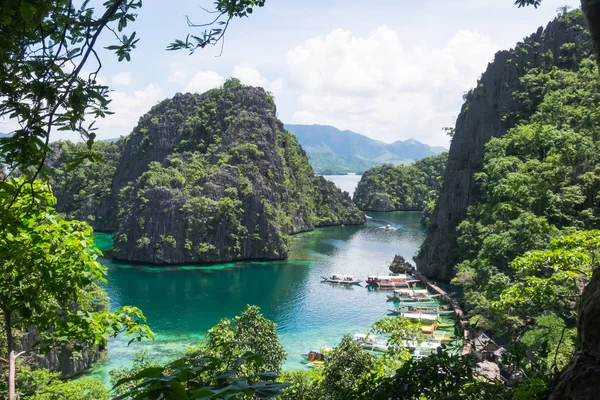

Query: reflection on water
88;211;425;382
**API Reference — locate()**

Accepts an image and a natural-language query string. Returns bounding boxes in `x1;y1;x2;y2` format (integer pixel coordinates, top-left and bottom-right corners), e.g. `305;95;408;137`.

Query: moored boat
321;274;362;285
366;274;420;290
387;293;441;302
391;311;440;321
353;333;388;352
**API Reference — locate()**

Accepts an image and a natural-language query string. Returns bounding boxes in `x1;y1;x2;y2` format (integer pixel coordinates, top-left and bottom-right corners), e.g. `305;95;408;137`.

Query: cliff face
110;80;364;264
549;267;600;399
415;12;591;279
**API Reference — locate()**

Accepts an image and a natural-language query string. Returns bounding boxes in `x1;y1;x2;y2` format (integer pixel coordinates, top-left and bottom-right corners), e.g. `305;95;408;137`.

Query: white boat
380;224;397;231
387;288;432;300
353;333;388;352
387;294;441;302
321;273;362;285
395;311;440;321
366;274;419;289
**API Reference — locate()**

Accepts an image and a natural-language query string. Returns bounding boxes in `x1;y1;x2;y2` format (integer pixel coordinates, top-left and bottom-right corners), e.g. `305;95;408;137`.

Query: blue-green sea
88;210;426;382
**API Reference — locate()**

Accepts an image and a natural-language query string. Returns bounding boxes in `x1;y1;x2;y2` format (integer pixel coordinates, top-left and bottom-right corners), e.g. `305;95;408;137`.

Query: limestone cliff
109;79;365;264
415;12;591;279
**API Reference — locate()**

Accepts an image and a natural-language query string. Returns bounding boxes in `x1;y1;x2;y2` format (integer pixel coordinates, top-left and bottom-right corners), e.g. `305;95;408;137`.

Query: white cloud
97;84;164;136
232;64;269;87
185;71;226;94
112;71;132;86
284;26;497;147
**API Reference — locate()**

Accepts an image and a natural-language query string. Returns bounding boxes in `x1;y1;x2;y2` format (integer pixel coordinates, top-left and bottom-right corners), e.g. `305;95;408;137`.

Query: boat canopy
368;275;408;280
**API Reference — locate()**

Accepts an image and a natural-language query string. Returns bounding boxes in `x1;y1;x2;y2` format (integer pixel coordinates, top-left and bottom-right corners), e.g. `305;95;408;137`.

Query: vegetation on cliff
51;78;363;265
47;140;121;232
353;153;447;213
416;8;592;279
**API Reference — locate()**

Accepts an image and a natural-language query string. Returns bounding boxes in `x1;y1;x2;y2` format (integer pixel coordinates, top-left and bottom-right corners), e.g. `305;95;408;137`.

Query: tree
111;306;289;400
0;178;152;400
0;0;142;188
322;334;374;400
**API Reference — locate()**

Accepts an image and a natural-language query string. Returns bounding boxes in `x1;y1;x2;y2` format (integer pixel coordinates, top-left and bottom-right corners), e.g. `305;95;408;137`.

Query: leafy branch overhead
167;0;266;55
0;0;141;184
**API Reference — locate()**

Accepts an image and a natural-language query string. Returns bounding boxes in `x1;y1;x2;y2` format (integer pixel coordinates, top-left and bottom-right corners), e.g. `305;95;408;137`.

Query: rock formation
415;12;591;279
548;267;600;399
101;79;365;264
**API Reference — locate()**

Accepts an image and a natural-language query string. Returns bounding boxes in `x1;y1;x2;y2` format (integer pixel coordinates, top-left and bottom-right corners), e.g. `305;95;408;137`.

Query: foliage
112;350;288;400
321;334;375;400
0;0;141;183
111;306;288;400
277;369;323;400
452;55;600;340
354;153;447;212
74;80;364;264
168;0;266;55
46;140;121;229
0;178;152;397
16;364;109;400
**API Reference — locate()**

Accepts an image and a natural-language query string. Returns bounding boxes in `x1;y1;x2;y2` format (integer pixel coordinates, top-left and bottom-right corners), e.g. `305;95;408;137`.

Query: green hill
284;124;445;174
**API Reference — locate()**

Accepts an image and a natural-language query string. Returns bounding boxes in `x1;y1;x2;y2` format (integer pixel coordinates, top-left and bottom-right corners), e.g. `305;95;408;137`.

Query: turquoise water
88;211;426;382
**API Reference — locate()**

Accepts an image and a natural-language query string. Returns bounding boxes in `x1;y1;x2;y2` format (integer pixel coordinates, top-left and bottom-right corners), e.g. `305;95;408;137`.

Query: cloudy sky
3;0;582;147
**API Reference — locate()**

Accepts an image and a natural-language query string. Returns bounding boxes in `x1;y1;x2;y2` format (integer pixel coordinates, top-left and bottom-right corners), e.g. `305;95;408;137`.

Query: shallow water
88;211;425;382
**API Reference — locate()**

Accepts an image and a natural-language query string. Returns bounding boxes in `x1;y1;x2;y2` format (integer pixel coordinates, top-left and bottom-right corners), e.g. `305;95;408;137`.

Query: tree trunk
8;350;16;400
4;310;15;400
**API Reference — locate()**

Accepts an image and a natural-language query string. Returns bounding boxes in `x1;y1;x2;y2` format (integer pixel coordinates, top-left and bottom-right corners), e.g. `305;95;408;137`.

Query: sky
1;0;583;147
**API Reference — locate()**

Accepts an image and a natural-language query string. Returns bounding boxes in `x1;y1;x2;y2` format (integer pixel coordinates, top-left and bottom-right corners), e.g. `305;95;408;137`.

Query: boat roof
369;275;407;279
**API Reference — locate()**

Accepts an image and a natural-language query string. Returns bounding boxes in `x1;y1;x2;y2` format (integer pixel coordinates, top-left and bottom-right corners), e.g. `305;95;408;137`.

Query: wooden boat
353;333;388;352
366;274;420;290
321;274;362;285
393;311;440;321
302;346;330;367
387;288;434;301
391;304;440;315
387;293;441;302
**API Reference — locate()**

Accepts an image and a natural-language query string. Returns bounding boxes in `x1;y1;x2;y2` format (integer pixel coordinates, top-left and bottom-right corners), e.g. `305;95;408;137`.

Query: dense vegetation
285;124;445;175
353;153;447;213
47;79;365;265
450;40;600;353
47;140;121;231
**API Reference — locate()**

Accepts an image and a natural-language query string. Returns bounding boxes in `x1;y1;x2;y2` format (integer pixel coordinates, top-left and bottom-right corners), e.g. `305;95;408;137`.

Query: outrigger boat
390;304;440;315
321;274;362;285
366;274;420;290
387;293;441;302
353;333;388;352
387;288;436;301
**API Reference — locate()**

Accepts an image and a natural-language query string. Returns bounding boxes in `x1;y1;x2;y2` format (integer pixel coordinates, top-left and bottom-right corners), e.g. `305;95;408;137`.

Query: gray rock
416;14;591;279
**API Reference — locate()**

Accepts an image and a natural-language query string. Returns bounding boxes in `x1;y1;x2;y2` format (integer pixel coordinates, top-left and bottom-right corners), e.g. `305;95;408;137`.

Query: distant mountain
284;124;445;174
0;132;9;138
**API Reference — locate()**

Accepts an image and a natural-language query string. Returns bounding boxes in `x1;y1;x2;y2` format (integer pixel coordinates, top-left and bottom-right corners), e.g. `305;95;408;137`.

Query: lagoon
88;175;424;382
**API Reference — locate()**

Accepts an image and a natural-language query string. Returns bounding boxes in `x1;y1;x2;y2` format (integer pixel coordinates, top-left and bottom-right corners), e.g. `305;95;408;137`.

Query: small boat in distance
321;273;362;285
380;224;397;231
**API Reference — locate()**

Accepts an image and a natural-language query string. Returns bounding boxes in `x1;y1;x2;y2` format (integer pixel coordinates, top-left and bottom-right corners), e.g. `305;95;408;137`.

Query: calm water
323;174;362;198
88;210;425;382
